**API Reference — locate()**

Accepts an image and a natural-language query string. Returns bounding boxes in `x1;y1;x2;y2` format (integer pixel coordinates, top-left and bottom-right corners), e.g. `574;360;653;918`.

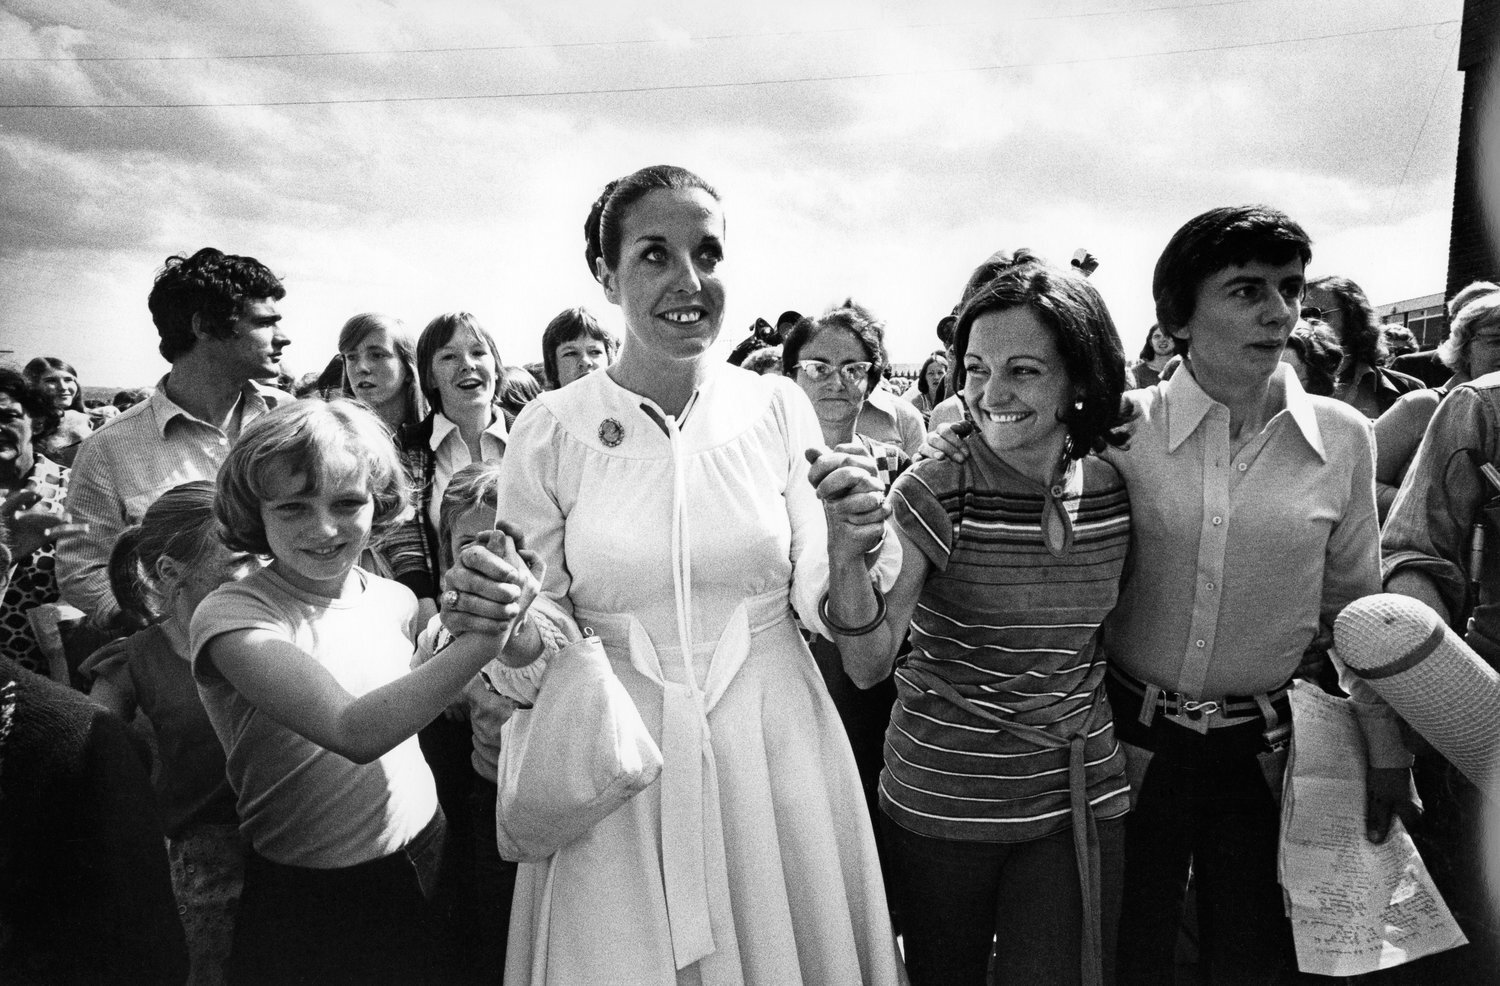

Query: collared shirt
856;384;926;458
427;410;508;532
1100;364;1400;760
58;377;283;624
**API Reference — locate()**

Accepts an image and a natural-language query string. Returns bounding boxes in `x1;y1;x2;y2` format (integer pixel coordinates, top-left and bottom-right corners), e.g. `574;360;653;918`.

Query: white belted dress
496;364;906;986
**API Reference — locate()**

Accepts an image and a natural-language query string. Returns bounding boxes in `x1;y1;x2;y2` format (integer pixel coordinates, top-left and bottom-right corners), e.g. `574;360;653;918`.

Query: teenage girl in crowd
822;254;1132;986
83;480;258;986
188;398;535;986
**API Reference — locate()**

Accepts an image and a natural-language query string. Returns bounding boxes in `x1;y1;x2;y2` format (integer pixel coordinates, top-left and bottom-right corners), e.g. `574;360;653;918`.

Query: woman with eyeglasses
781;301;908;903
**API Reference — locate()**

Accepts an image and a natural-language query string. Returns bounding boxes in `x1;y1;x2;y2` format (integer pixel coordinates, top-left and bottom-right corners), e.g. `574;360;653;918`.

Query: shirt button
1237;462;1248;472
1195;639;1206;648
1212;516;1222;525
1205;582;1215;591
218;437;228;446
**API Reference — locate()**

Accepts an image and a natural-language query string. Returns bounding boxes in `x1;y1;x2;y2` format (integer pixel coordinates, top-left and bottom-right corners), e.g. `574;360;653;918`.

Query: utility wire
1;0;1257;63
0;17;1458;110
1385;27;1462;222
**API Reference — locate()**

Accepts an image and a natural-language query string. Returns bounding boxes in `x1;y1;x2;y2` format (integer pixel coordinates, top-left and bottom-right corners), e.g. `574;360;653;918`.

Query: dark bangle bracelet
818;584;887;637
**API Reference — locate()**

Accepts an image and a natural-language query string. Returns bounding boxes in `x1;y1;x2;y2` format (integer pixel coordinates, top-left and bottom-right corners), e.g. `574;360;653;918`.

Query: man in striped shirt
57;248;288;626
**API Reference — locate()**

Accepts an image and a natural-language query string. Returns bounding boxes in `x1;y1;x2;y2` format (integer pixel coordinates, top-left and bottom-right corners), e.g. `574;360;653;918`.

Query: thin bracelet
818;583;887;637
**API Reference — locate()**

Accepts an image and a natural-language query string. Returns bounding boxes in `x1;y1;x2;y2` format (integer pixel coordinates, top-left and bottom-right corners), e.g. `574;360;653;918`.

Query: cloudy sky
0;0;1468;388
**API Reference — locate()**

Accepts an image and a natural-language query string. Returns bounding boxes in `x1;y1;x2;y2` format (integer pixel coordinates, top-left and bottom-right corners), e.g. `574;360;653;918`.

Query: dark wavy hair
584;165;720;280
952;255;1128;459
1307;275;1386;373
1136;324;1184;362
918;351;949;403
780;299;890;394
1153;206;1311;340
23;357;86;413
147;248;285;362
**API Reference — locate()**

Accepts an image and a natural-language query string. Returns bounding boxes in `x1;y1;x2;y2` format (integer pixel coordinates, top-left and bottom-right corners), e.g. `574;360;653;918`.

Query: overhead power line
0;18;1457;111
0;0;1256;63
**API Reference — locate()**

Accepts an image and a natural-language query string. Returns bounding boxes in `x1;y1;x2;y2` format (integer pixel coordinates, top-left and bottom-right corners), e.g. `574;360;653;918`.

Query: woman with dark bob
821;253;1132;986
444;165;905;984
539;306;617;389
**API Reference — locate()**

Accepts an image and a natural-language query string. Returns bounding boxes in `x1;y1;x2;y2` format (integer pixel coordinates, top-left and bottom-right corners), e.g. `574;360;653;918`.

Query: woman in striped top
819;255;1132;986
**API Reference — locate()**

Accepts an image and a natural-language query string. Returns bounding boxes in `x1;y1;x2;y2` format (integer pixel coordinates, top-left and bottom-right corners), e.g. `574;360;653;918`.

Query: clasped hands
805;444;889;562
441;520;543;641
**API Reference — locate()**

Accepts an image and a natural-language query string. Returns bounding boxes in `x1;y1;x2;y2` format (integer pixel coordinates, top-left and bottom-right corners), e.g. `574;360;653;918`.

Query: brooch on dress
598;418;624;448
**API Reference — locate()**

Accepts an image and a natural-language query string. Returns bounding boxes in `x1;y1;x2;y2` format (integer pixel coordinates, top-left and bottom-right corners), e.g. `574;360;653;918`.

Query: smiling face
1175;259;1305;393
260;462;374;596
342;324;408;413
963;307;1074;482
37;368;78;410
553;333;611;387
599;187;726;365
1149;325;1175;357
794;325;874;440
430;325;498;418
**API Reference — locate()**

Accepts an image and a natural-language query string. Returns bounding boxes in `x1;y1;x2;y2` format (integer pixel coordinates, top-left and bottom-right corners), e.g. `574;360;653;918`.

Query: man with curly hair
58;248;290;625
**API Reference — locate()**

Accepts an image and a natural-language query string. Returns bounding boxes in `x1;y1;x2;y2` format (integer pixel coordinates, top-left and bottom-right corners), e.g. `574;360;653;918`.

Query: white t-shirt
190;566;437;868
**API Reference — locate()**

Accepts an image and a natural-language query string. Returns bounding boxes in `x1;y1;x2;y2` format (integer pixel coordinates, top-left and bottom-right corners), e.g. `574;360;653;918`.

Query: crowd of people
2;163;1499;986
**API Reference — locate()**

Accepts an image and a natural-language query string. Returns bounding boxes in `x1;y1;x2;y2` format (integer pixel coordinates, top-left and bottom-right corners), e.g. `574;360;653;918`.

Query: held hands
2;485;88;558
805;445;889;561
913;421;972;466
441;520;542;639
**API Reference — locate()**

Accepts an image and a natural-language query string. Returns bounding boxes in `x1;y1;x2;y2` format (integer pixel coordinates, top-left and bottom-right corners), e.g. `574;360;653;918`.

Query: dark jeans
463;777;519;985
227;809;446;986
881;810;1124;986
1112;712;1298;986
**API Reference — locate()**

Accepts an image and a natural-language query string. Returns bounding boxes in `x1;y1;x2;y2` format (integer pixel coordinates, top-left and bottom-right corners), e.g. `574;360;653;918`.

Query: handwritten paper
1279;681;1467;976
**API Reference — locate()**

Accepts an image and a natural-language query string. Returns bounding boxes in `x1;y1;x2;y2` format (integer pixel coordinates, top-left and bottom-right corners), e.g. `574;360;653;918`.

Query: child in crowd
81;480;254;986
411;460;575;983
189;398;536;986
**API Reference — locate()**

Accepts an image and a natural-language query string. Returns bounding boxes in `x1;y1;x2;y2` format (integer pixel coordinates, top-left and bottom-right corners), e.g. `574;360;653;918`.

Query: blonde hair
438;460;503;571
216;398;411;556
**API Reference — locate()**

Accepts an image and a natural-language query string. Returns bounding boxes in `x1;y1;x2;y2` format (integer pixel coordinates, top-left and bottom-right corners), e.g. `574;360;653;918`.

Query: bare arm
826;522;930;688
207;531;532;764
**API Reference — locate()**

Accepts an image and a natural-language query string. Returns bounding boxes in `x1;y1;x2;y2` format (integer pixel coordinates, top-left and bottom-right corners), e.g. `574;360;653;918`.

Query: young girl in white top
190;398;535;986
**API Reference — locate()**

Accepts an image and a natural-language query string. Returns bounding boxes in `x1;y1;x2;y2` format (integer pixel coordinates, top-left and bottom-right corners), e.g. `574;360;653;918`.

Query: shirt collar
861;386;897;422
1162;360;1325;462
145;377;279;439
429;409;508;451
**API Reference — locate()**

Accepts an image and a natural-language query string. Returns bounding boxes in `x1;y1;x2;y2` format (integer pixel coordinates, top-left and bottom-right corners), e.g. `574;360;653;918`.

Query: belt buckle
1162;698;1218;735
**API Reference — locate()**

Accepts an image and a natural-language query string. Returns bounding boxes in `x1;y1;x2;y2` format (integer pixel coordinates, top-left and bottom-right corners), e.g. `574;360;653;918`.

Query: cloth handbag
494;634;664;862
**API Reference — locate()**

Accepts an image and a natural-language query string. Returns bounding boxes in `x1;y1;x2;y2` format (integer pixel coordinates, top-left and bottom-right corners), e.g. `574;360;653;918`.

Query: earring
1073;398;1084;411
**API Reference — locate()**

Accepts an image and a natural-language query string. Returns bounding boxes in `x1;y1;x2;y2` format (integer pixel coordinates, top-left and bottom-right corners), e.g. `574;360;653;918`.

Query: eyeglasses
794;360;873;385
1300;306;1337;322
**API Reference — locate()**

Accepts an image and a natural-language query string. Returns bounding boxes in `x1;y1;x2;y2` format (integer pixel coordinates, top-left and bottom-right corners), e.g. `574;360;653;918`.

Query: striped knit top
880;433;1132;843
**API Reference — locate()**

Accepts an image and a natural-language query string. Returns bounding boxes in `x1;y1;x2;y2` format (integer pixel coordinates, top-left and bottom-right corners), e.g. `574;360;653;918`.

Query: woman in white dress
446;165;906;985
